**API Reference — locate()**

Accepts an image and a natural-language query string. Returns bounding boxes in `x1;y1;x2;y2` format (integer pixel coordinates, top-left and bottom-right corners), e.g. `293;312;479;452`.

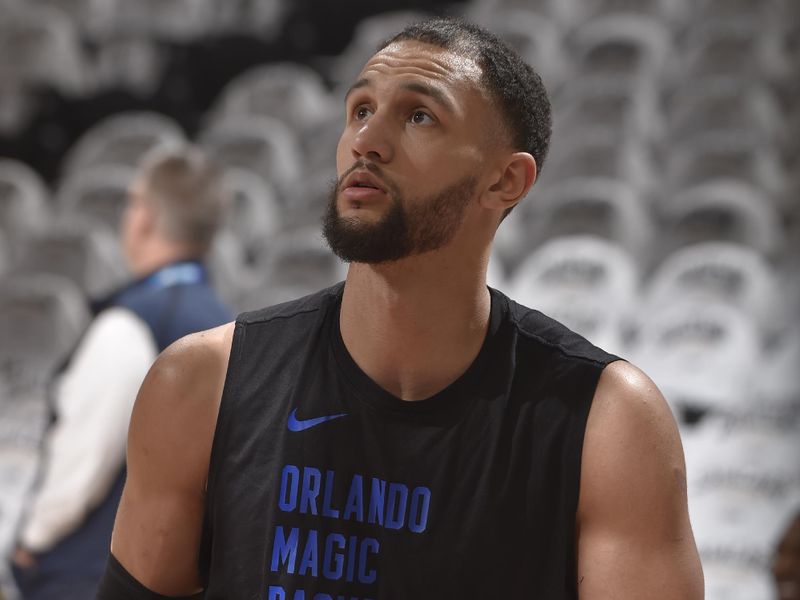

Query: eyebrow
344;78;456;114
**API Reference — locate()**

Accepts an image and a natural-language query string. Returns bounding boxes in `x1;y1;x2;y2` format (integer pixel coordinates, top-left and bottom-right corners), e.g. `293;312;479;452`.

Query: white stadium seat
629;301;762;417
644;241;787;339
236;227;347;313
0;158;51;237
8;217;128;298
208;63;337;137
198;115;303;204
523;177;655;260
55;165;137;231
509;235;639;354
61;112;186;178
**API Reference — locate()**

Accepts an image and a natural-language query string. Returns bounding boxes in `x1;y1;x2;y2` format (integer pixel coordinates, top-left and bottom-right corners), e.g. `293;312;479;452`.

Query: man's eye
354;106;372;121
410;110;434;125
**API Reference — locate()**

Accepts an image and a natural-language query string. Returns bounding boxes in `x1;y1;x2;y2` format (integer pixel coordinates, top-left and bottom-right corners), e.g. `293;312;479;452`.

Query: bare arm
576;361;704;599
109;322;235;596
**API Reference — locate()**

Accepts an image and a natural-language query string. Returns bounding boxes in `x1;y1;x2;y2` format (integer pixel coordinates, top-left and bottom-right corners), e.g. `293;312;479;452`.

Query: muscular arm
109;322;234;596
576;361;704;599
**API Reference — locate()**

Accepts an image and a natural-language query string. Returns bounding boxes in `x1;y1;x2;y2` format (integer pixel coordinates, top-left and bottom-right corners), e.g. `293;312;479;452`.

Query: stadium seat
644;241;786;340
0;158;51;238
566;0;687;26
207;230;250;311
566;15;673;83
689;0;782;20
204;0;289;39
198;115;303;204
629;300;762;418
693;491;793;600
0;273;90;380
678;17;792;84
0;3;87;94
685;416;800;600
686;418;800;494
236;227;347;313
220;167;283;254
92;37;166;96
509;235;639;354
283;169;335;230
28;0;119;41
105;0;217;41
55;165;136;231
521;177;655;261
703;565;777;600
658;181;785;257
0;447;40;559
0;81;36;137
302;114;344;175
7;217;128;298
665;133;788;202
541;128;657;196
330;11;433;88
208;63;337;137
473;9;565;88
664;77;783;147
755;327;800;411
61;112;186;178
468;0;555;21
553;74;663;143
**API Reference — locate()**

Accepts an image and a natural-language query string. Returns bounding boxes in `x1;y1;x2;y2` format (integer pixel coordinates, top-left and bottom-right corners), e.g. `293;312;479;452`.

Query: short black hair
379;17;552;176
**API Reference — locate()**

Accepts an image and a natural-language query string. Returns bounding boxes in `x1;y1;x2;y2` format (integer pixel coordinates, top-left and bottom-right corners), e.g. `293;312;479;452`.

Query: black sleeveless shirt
200;284;618;599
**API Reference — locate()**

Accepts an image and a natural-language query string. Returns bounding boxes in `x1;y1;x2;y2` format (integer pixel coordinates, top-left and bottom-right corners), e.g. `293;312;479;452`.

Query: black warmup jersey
199;284;619;600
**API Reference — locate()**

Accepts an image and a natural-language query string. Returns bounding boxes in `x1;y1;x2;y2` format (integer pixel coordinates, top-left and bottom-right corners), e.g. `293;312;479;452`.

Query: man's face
324;40;496;263
120;178;152;273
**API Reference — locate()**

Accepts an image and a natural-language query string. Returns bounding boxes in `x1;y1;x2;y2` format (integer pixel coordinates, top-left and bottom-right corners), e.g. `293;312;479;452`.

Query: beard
322;166;477;264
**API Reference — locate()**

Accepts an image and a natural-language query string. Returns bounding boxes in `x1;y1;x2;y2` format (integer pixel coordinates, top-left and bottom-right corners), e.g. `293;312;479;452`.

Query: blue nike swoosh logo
287;408;348;432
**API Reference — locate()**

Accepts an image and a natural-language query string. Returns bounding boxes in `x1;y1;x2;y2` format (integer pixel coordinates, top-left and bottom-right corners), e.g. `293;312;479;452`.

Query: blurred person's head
774;512;800;600
323;17;551;265
121;147;226;276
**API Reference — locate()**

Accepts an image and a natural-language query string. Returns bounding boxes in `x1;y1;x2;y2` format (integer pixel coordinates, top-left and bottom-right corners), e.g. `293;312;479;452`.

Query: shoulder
127;322;236;483
579;360;686;522
145;321;236;400
585;361;679;456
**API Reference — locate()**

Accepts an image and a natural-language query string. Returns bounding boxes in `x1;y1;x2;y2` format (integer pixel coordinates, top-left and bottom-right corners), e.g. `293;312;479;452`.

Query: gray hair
138;146;227;253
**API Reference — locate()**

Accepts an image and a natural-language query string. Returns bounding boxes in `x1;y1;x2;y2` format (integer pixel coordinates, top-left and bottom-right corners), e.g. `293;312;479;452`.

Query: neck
129;241;201;279
339;248;492;401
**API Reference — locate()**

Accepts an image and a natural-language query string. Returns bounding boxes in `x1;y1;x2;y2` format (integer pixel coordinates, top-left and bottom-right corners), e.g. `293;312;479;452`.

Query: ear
480;152;537;213
138;196;159;238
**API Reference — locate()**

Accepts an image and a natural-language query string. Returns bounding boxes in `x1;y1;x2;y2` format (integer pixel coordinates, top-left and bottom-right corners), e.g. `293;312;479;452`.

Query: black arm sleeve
96;553;204;600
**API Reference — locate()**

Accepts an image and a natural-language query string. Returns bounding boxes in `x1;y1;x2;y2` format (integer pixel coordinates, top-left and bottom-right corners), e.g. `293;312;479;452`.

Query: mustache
336;160;395;193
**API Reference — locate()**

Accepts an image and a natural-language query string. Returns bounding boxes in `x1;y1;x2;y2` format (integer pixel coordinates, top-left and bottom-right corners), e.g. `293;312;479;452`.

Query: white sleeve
19;307;158;552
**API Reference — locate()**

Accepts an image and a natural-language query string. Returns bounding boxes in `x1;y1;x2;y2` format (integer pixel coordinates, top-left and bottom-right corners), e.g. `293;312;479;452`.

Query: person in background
10;147;233;599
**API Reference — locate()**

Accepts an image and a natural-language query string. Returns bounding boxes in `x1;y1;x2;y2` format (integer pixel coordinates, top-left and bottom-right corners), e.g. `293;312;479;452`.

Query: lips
342;170;386;193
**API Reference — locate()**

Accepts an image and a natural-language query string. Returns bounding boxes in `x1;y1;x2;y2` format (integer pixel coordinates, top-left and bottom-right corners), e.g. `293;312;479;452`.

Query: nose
350;113;393;164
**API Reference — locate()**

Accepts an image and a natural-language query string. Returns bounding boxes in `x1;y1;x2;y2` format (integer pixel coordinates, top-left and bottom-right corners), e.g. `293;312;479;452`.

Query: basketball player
98;18;703;599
